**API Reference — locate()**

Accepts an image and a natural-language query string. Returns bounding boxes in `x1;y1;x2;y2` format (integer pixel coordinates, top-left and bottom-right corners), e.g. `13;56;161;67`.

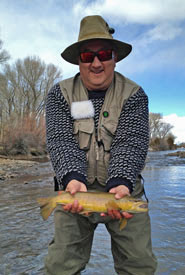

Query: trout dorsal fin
106;200;120;210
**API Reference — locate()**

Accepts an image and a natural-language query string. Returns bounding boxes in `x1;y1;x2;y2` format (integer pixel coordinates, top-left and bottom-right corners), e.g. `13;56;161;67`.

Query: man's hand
62;180;87;213
101;185;133;220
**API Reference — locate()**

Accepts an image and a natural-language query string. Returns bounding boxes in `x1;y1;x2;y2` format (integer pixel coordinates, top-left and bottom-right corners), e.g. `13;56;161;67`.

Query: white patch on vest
71;100;94;119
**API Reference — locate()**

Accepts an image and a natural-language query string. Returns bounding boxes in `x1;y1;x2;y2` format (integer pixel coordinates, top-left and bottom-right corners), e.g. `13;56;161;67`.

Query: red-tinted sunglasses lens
80;52;95;63
98;50;113;62
80;50;113;63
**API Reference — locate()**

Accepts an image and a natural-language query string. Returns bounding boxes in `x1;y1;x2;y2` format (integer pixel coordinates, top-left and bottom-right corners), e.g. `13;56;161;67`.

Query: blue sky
0;0;185;142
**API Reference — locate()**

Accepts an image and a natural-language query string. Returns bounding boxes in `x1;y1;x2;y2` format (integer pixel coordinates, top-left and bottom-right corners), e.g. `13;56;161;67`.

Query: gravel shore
0;155;51;181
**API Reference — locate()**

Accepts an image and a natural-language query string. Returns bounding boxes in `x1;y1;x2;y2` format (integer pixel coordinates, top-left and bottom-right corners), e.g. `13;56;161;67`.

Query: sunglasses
80;49;114;63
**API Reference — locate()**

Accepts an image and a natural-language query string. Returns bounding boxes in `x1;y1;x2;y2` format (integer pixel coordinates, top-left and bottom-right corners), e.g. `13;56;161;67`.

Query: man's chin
88;81;106;90
90;73;105;83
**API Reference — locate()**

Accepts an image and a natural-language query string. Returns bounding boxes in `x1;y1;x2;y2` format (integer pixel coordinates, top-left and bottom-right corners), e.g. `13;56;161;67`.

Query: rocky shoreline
0;155;50;181
166;151;185;158
1;150;185;182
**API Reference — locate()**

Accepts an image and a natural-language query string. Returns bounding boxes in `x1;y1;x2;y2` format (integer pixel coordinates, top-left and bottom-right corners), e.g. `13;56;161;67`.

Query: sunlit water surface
0;150;185;274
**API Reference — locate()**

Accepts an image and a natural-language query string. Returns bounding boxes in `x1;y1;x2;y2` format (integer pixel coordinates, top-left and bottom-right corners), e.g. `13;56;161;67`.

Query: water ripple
1;152;185;274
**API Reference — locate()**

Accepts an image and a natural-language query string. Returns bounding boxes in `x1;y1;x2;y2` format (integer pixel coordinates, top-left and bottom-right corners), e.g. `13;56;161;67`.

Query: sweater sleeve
106;88;149;192
46;83;87;188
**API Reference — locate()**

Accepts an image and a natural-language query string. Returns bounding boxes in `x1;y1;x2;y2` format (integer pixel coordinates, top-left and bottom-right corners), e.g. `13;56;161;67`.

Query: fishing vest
59;72;140;186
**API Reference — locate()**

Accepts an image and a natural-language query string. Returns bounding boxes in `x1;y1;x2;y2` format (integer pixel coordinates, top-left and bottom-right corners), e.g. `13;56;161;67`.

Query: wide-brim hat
61;15;132;65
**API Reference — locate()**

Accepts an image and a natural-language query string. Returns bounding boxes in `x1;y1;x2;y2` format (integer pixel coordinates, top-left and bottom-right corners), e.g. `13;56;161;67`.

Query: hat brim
61;38;132;65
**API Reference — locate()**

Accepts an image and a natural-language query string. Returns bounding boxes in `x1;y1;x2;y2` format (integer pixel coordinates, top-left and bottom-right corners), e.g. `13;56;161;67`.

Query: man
45;15;157;275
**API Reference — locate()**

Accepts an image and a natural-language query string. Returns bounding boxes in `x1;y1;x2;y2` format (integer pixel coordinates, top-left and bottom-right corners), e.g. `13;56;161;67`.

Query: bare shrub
2;113;46;156
150;137;169;151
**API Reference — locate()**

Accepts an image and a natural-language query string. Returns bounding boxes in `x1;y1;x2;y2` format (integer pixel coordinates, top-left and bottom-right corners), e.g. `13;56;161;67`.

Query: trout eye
139;203;148;209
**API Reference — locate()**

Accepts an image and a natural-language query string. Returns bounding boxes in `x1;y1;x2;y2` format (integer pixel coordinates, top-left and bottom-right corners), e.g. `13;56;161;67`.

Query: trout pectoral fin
106;200;120;210
119;218;127;230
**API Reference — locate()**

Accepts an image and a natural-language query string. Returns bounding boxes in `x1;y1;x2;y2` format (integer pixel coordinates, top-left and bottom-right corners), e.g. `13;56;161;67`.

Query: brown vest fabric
59;72;140;185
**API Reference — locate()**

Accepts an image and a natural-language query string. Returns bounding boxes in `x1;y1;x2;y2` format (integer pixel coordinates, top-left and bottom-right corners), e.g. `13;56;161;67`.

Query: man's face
79;40;116;91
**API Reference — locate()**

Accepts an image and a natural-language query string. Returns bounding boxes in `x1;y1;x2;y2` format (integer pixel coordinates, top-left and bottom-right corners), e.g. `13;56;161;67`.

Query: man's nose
91;56;102;66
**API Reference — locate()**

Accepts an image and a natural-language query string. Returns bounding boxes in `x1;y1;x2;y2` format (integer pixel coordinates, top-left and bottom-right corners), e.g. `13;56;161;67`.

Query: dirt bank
167;151;185;158
0;155;52;181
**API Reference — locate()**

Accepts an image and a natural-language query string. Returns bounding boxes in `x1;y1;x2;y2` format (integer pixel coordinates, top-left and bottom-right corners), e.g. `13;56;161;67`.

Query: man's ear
113;51;118;63
78;56;81;65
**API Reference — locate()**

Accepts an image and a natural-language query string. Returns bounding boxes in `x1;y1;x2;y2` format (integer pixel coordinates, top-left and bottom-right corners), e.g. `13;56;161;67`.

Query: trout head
128;199;148;213
119;197;148;213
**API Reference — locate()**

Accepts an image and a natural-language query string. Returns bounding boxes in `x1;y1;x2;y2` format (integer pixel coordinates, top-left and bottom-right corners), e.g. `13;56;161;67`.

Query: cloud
145;23;183;42
73;0;185;24
117;40;185;77
0;0;185;79
163;114;185;143
0;0;81;76
72;0;185;76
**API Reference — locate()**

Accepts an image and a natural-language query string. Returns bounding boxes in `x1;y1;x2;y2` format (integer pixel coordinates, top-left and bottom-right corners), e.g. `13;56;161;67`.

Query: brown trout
37;191;148;230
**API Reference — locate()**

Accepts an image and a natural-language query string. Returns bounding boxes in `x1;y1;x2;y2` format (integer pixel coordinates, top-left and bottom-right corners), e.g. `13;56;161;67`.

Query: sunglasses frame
80;49;114;63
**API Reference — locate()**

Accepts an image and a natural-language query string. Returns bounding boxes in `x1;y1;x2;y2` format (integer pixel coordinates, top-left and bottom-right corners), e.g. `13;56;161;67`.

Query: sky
0;0;185;143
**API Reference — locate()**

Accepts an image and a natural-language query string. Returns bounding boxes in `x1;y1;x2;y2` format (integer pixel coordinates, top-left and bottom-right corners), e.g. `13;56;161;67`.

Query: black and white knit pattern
46;82;149;191
107;88;149;188
46;84;87;185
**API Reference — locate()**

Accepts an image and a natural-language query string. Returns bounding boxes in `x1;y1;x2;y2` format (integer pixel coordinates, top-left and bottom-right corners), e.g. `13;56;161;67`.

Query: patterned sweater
46;81;149;193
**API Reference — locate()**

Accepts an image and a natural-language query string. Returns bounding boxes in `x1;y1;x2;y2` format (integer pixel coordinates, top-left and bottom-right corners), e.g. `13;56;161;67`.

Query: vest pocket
73;119;94;150
101;123;117;151
131;175;144;198
97;150;110;186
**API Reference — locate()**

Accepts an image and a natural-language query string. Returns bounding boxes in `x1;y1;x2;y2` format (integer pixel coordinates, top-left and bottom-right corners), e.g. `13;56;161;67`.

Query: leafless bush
2;114;46;156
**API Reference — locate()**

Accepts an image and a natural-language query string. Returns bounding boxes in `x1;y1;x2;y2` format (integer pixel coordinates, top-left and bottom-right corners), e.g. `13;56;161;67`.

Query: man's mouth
91;70;104;74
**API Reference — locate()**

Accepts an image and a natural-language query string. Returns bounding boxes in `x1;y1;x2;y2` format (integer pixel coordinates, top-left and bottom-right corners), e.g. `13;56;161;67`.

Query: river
0;150;185;274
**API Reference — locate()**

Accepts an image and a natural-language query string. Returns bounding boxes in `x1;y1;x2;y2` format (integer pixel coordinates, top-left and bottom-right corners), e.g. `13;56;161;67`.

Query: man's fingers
121;212;133;219
107;209;122;219
71;200;82;213
63;200;83;213
80;185;87;192
112;209;122;219
63;203;72;211
109;188;116;194
114;193;122;199
106;209;133;220
66;186;77;195
109;185;130;200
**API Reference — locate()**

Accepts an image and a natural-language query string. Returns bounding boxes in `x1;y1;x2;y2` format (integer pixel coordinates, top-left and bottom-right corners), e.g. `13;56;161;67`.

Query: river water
0;150;185;275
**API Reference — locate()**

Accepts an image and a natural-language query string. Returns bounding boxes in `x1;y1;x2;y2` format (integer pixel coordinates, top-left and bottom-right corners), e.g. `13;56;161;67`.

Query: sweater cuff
105;177;133;194
62;171;87;189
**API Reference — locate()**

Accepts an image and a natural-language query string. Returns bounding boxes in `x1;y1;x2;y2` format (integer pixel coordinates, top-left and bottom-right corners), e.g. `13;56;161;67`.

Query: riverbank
0;155;51;181
166;151;185;158
1;148;185;181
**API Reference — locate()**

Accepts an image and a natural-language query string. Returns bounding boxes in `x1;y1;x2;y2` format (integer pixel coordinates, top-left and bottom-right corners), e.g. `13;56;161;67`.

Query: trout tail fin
37;197;56;221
